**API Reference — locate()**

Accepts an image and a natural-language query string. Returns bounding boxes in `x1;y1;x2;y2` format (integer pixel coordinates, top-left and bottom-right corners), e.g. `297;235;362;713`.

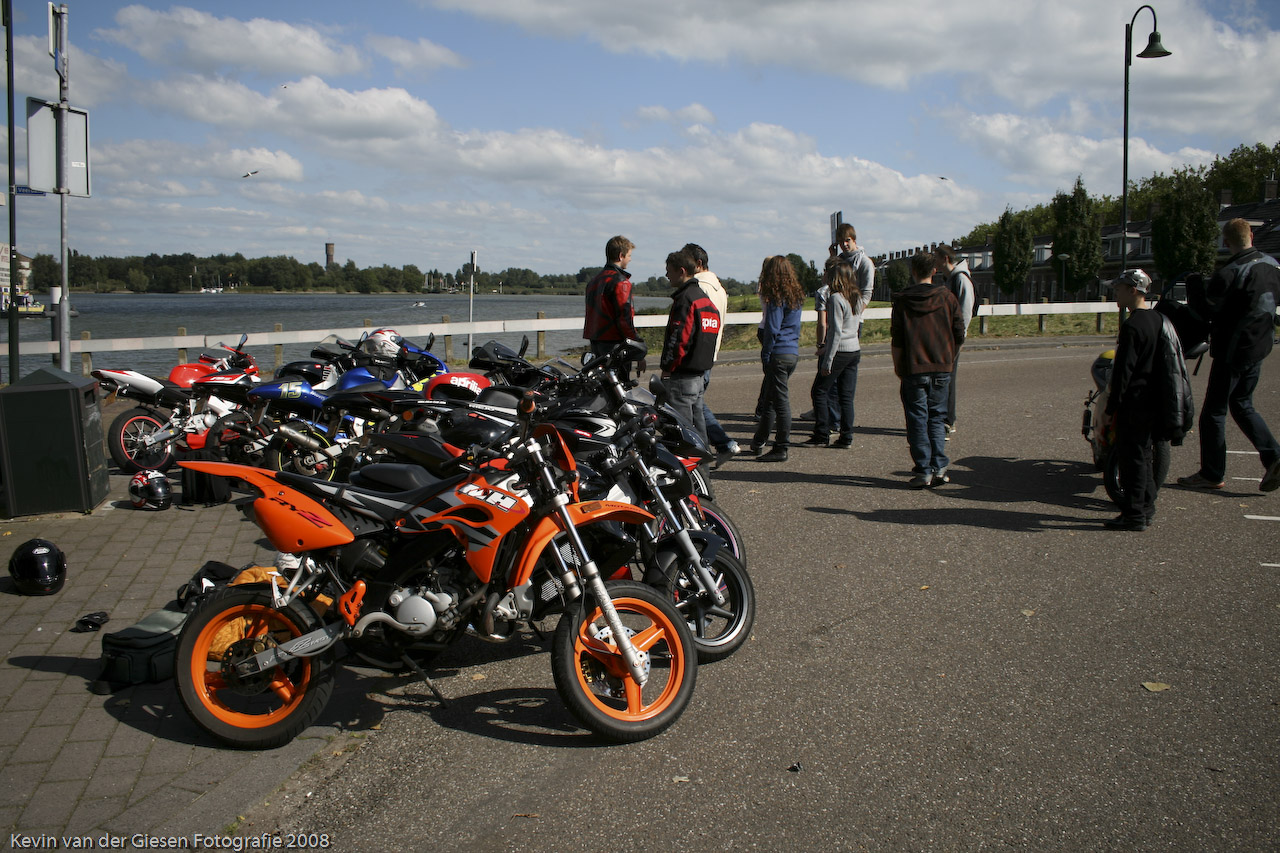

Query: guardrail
1;300;1118;376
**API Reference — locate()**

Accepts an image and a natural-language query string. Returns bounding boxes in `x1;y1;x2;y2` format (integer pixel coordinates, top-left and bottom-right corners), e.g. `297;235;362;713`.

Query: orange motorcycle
173;393;697;748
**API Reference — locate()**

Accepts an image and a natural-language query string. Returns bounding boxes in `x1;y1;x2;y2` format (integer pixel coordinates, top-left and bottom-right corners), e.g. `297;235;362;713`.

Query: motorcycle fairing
177;460;356;553
402;469;531;583
507;500;654;589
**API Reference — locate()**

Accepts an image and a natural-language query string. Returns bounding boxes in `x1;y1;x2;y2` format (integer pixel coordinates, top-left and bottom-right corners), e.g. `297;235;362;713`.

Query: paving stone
45;739;106;782
83;754;144;799
64;794;128;836
10;724;71;763
19;779;85;826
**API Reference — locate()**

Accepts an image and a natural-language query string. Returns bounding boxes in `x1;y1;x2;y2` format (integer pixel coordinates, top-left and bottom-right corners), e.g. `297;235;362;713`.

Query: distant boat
1;289;45;318
200;286;224;294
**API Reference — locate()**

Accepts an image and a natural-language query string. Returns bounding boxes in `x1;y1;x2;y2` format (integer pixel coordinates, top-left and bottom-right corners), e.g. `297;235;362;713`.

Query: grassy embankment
630;294;1120;356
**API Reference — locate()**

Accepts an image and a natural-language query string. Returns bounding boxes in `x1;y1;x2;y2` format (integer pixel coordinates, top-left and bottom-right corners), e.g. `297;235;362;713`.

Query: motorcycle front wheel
108;407;175;473
264;424;337;481
551;580;696;742
174;586;334;750
664;550;755;663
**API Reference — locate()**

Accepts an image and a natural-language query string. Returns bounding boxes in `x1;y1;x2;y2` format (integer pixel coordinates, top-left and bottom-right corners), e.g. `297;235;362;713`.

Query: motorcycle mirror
519;336;529;358
425;332;436;351
581;351;594;368
237;333;248;350
648;375;668;405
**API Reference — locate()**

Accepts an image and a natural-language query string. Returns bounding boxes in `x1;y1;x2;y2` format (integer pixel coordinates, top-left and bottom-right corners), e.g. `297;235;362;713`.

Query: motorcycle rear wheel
108;407;175;473
552;580;696;742
206;411;271;467
663;550;755;663
175;586;334;749
265;425;337;481
1103;440;1172;506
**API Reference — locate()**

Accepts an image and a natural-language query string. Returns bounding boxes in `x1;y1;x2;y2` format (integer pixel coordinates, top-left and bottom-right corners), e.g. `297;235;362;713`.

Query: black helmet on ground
129;470;172;511
8;539;67;596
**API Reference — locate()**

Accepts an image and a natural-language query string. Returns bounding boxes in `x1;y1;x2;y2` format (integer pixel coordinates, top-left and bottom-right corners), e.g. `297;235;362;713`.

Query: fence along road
1;300;1119;375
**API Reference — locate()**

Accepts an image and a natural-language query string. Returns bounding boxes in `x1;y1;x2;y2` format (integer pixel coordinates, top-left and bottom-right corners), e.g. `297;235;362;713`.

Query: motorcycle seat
347;463;439;493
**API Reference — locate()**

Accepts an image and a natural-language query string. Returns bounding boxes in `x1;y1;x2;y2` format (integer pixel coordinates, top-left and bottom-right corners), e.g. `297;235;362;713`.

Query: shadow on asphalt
394;686;609;747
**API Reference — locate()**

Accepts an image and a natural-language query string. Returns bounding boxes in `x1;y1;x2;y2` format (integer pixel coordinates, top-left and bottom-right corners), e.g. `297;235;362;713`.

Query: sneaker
801;435;829;447
909;472;933;489
929;467;950;486
1176;473;1225;490
759;446;789;463
799;409;815;420
831;437;853;449
748;443;764;456
1261;458;1280;492
1104;514;1148;532
714;443;738;470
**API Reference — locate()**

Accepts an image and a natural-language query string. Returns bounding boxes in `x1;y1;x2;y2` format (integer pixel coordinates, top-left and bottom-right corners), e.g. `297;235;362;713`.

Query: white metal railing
1;301;1119;373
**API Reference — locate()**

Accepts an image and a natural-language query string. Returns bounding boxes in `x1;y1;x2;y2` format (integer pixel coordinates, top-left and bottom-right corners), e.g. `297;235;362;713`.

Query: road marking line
1227;450;1254;455
1261;563;1280;568
1244;515;1280;522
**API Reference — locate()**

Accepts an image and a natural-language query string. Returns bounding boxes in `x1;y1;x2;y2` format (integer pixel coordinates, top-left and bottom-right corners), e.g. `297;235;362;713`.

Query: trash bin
0;367;110;517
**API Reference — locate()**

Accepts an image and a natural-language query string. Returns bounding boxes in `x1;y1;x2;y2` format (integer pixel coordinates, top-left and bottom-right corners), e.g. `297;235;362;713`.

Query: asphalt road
232;342;1280;851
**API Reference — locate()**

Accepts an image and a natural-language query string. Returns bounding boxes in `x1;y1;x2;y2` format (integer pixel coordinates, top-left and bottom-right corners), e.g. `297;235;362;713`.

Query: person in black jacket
1100;269;1166;531
660;250;721;443
1177;218;1280;492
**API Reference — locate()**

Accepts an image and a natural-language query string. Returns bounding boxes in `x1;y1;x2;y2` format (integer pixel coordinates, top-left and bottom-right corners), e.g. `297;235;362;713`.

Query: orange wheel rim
188;603;311;729
573;595;687;722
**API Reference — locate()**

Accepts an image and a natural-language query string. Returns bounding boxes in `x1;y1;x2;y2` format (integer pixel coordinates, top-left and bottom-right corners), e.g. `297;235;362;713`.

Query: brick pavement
0;429;361;846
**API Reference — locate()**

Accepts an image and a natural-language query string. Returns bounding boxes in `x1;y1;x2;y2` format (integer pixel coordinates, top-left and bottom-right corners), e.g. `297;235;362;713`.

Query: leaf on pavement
1142;681;1171;692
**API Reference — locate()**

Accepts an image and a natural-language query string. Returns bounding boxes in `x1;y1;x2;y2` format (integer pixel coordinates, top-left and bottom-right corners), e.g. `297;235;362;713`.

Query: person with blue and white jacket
751;255;804;462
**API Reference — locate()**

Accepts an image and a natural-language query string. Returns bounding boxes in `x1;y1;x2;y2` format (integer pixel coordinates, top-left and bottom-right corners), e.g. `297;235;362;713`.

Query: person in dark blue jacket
751;255;803;462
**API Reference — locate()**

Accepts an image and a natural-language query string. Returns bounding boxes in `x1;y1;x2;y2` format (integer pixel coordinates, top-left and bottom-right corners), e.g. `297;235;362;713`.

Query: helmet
129;470;173;511
364;329;402;358
8;539;66;595
1110;269;1151;293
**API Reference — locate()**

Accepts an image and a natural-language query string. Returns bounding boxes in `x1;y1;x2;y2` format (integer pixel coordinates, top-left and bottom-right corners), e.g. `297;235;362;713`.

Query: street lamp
1121;4;1171;273
1054;253;1072;300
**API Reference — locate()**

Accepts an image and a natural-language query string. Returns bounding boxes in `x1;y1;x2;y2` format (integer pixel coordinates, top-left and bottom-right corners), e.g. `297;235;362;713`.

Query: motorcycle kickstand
398;653;449;707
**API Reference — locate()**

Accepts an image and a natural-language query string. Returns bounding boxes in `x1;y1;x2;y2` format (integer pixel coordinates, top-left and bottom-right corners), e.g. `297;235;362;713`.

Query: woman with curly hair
752;255;804;462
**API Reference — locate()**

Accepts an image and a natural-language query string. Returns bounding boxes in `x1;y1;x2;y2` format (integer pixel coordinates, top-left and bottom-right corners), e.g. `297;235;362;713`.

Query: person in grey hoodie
804;260;864;448
934;244;974;436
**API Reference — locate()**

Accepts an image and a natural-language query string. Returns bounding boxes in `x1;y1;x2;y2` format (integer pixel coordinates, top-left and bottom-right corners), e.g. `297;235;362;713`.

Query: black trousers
1115;412;1157;523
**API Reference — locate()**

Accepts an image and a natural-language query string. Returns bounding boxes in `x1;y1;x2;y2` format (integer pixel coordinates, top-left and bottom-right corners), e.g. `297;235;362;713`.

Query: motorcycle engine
386;577;466;635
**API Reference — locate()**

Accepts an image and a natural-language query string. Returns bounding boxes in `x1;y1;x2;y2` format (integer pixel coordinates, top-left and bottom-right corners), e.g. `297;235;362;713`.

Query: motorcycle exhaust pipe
277;423;326;452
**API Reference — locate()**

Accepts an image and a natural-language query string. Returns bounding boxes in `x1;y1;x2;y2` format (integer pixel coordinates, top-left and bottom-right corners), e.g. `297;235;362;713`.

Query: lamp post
1121;4;1171;273
1054;253;1072;301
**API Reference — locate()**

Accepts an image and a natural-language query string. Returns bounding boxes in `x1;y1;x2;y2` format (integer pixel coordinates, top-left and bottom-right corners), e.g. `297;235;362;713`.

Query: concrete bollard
178;327;187;364
1038;298;1048;333
537;311;546;359
979;299;989;335
275;324;284;371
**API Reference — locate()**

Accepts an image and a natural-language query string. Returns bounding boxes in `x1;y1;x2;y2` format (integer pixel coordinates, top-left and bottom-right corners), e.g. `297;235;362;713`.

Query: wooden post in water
274;324;284;371
80;331;91;377
177;327;187;364
442;315;452;362
537;311;546;359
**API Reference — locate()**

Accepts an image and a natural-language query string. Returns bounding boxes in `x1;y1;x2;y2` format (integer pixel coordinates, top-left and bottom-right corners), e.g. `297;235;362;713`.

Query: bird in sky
242;170;258;178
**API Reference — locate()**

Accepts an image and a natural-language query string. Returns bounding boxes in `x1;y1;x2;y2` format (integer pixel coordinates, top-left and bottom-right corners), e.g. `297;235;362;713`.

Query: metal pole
5;0;17;382
1121;19;1132;274
467;249;476;356
55;4;69;371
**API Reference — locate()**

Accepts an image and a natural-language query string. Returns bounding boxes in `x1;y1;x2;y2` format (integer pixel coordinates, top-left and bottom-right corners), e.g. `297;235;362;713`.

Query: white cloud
94;5;365;77
366;35;467;72
92;139;305;188
14;36;129;107
636;103;716;126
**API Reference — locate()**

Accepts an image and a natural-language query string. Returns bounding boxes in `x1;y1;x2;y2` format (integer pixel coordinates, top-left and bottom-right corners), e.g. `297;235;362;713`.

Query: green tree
1051;176;1103;292
1150;166;1218;283
785;254;820;294
126;269;149;293
883;258;911;293
29;254;59;291
1205;140;1280;205
993;207;1033;296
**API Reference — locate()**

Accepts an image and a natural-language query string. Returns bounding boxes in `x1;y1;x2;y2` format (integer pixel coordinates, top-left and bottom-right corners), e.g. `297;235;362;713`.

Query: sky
4;0;1280;284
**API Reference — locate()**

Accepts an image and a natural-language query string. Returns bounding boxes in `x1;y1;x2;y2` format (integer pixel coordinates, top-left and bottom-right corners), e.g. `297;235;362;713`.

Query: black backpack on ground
179;449;232;506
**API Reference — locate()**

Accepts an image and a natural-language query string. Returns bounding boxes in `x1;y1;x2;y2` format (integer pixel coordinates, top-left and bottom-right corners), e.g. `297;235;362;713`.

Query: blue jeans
1198;357;1280;482
900;372;951;475
664;373;707;444
813;350;860;439
701;369;732;451
753;353;798;449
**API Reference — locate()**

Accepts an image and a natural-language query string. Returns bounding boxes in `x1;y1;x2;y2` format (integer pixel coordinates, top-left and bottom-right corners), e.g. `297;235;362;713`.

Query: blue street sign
15;186;46;196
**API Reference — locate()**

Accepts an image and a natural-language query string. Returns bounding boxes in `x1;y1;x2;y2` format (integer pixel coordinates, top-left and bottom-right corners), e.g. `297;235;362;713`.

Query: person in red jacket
583;235;645;376
661;249;721;443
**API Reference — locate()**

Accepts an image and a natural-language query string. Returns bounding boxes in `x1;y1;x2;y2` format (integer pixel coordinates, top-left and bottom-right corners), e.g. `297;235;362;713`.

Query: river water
1;291;672;380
